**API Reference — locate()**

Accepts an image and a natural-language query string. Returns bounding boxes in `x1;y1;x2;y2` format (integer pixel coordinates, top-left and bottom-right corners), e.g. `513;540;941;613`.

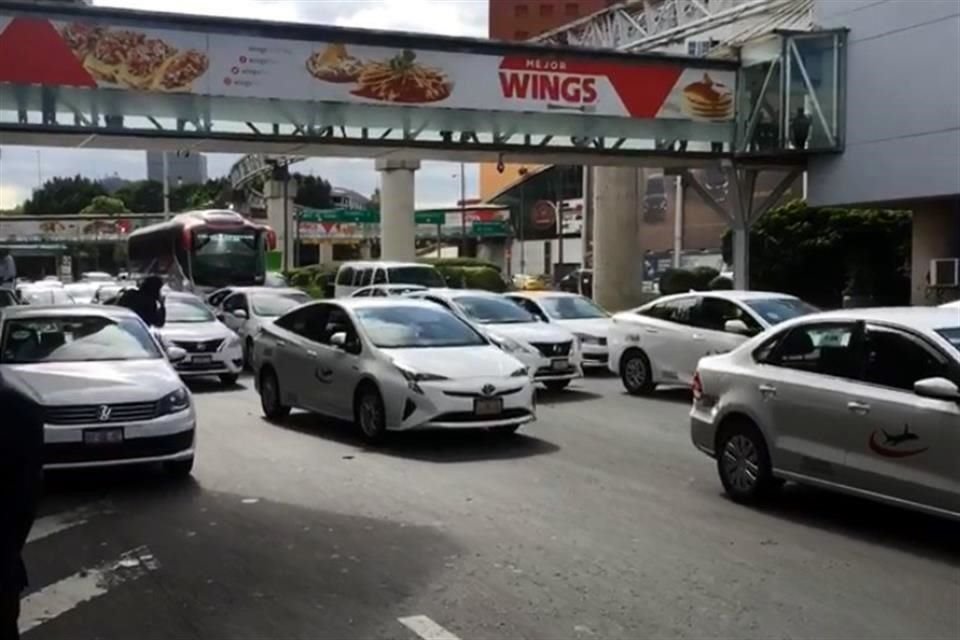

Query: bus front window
191;231;263;288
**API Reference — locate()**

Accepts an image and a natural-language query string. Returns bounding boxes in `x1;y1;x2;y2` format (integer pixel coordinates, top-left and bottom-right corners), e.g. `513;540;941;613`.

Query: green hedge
284;258;506;296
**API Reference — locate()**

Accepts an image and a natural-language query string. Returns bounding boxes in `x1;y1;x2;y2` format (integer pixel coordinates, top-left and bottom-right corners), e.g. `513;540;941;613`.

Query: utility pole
162;152;170;219
459;162;467;257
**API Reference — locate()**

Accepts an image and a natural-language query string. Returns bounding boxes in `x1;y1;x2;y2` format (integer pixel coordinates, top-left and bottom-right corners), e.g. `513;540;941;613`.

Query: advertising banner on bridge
0;13;736;122
0;216;163;243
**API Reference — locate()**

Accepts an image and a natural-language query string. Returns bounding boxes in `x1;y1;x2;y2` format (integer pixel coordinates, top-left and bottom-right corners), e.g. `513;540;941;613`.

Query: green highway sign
299;208;379;224
472;221;510;236
415;211;446;225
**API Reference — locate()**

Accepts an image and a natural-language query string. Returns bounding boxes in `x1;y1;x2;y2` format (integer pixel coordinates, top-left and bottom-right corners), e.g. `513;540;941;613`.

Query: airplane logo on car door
868;425;929;458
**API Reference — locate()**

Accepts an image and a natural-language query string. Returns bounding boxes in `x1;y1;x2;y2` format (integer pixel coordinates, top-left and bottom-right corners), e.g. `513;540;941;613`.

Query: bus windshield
192;230;263;288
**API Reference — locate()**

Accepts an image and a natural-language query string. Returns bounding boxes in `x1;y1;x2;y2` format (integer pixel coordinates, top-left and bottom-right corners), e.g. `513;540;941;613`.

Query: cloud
0;1;487;210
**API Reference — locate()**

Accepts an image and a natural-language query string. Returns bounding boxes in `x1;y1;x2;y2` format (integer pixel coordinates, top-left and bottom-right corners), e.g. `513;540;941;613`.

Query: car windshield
192;230;264;288
539;295;608;319
356;305;487;349
454;295;536;324
744;298;819;325
250;292;310;317
0;315;161;363
166;297;215;323
387;266;445;288
936;328;960;354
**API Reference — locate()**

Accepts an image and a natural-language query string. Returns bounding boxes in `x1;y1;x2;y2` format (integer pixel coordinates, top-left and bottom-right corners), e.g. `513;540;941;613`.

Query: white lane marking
27;503;113;544
398;615;462;640
19;546;159;634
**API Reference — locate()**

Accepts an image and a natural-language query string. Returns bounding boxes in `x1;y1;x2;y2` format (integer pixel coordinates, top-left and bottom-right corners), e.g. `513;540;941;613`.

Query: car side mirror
166;346;187;364
914;377;960;402
232;309;248;319
724;319;751;335
330;332;348;350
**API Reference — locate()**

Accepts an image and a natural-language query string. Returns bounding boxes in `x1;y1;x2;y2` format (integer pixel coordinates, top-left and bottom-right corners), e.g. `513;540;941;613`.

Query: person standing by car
117;276;166;328
0;375;44;640
0;249;15;289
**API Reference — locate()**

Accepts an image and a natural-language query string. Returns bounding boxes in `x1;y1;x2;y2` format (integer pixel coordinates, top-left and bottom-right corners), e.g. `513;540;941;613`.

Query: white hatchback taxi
609;290;817;394
0;305;196;475
252;298;535;442
408;289;583;391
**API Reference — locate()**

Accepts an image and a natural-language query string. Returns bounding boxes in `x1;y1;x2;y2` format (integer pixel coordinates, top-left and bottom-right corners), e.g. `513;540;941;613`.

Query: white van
332;261;446;298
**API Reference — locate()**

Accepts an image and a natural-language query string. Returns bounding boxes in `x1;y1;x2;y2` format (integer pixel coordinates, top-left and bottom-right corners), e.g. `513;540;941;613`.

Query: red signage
530;201;556;230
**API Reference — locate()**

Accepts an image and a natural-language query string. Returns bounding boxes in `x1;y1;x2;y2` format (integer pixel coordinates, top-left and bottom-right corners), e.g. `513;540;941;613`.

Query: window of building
515;3;529;17
565;3;579;16
540;3;554;17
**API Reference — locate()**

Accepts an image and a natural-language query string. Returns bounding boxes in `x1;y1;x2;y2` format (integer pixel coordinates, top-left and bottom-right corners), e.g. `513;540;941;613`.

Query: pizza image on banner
0;16;208;93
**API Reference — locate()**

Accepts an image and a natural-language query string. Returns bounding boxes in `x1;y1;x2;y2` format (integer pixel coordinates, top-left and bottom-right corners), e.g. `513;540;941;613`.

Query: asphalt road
25;373;960;640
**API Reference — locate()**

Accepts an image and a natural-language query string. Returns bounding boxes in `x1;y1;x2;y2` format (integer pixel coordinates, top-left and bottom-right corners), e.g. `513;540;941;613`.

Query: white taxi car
407;289;583;391
691;307;960;519
0;305;196;475
156;292;243;385
609;290;817;394
505;291;611;370
252;298;535;442
218;287;312;367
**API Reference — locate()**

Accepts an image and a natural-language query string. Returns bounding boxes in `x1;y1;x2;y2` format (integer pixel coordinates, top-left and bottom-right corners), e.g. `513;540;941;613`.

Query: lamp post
459;162;466;257
518;166;528;274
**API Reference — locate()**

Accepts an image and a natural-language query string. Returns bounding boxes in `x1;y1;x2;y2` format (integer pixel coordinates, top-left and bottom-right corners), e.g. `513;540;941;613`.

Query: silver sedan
691;307;960;520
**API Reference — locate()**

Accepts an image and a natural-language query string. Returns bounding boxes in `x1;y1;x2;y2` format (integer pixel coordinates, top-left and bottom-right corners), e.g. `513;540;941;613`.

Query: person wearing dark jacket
116;276;166;328
0;375;44;640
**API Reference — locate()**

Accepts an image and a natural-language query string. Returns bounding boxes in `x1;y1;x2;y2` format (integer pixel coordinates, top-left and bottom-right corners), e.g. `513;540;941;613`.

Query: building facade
145;151;208;188
807;0;960;305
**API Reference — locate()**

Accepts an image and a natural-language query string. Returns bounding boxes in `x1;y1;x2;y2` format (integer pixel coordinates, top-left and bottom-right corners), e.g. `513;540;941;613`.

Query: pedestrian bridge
0;1;844;167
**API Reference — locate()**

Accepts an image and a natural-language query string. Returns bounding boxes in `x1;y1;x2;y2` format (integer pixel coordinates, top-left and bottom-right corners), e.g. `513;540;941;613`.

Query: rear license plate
474;397;503;417
551;358;569;370
83;428;124;445
191;355;213;363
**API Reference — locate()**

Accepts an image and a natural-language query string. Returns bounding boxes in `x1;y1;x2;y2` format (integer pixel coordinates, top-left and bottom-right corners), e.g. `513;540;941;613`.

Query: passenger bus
127;210;276;292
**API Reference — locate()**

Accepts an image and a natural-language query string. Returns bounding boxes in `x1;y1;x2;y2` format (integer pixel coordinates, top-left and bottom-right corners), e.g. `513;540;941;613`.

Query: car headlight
491;335;537;356
159;387;191;415
222;334;242;350
575;332;601;345
395;365;448;382
510;366;530;378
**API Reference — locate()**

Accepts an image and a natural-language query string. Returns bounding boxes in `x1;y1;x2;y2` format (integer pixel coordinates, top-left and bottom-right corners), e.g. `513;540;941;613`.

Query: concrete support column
375;158;420;261
592;166;644;311
731;226;750;290
265;178;298;270
911;198;960;305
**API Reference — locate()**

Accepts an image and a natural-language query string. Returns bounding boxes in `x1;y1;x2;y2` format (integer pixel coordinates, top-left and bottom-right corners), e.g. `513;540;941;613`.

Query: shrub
658;268;696;295
709;275;734;290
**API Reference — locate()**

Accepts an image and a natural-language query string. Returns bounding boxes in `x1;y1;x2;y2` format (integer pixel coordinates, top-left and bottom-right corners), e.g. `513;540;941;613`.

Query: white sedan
156;292;243;385
252;298;535;442
407;289;583;391
691;307;960;518
505;291;611;370
609;290;818;394
218;287;313;367
0;305;196;475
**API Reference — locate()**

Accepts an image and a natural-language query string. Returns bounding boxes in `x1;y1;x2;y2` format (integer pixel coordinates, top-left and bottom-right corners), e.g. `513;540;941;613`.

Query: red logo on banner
0;18;97;86
498;57;682;118
531;201;556;230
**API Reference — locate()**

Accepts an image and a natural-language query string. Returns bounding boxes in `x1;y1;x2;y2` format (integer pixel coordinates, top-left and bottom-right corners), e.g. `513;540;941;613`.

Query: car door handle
758;384;777;397
644;328;659;334
306;350;318;357
847;401;871;415
691;334;705;341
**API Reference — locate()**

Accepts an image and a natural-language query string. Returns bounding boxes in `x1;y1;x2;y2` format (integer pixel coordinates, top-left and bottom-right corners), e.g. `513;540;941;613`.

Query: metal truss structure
535;0;813;54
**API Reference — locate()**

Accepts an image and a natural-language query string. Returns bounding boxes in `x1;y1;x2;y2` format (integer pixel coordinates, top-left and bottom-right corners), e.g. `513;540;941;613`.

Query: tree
722;200;911;307
293;174;333;209
115;180;164;213
80;195;129;214
22;175;107;215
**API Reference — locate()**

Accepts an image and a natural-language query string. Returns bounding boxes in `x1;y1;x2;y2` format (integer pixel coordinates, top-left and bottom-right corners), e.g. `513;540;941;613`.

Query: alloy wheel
722;434;760;493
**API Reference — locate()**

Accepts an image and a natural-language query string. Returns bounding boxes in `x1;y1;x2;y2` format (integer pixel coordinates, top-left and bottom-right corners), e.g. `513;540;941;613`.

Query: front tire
620;350;655;395
355;384;387;444
716;420;778;504
164;457;194;479
259;368;290;421
219;373;239;386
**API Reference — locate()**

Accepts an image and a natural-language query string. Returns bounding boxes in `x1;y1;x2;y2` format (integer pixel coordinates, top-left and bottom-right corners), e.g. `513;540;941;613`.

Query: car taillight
692;371;704;401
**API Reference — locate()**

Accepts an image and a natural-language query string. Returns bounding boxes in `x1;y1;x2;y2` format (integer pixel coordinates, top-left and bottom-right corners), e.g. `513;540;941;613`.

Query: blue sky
0;0;489;210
